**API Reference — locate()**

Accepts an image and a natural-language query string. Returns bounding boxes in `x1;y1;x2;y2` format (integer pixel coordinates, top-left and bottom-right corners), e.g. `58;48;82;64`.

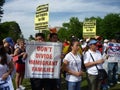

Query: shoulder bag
90;53;108;80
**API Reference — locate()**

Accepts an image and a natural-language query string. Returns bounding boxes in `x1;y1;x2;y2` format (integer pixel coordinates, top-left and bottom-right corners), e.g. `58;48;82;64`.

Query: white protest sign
25;42;62;79
107;43;120;73
107;43;120;61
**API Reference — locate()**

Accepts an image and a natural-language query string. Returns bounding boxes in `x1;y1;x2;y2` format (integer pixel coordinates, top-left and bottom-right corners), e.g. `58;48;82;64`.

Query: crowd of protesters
0;33;120;90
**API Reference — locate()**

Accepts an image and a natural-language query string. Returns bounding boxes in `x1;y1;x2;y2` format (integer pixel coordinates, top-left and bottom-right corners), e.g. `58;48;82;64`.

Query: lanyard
70;52;80;72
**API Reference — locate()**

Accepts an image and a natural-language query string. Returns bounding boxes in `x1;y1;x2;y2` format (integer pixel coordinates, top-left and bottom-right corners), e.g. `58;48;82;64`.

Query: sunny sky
2;0;120;39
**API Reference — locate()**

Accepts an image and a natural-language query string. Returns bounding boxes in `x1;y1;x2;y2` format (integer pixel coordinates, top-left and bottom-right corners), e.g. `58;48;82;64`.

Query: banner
35;4;49;30
107;43;120;60
25;42;62;79
83;20;96;38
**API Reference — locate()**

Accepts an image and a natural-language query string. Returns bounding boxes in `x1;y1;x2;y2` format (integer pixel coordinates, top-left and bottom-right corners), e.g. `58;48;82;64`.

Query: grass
12;74;120;90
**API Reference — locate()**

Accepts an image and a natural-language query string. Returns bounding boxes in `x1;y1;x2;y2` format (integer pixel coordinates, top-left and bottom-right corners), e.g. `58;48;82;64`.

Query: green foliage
12;74;120;90
42;30;50;41
28;35;35;41
0;21;22;41
58;13;120;41
58;17;83;41
102;13;120;39
58;27;68;42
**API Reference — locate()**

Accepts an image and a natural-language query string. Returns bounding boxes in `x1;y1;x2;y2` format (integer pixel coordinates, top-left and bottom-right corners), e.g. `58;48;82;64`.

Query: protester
83;39;105;90
49;33;59;42
14;39;21;49
30;33;45;90
14;39;27;90
62;38;83;90
49;33;61;90
3;37;14;56
79;39;87;51
103;39;109;53
3;37;16;78
63;39;70;47
0;40;14;90
107;39;118;86
95;36;103;54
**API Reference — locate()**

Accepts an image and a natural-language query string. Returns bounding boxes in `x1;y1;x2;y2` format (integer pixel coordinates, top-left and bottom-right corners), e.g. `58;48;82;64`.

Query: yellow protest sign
83;20;96;38
35;4;49;30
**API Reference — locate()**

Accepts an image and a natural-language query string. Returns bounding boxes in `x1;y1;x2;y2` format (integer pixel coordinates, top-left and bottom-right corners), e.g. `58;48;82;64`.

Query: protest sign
25;42;62;79
107;43;120;60
35;4;49;30
83;20;96;38
107;43;120;73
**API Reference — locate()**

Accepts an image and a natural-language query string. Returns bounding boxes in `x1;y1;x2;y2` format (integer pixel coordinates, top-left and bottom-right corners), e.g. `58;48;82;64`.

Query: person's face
3;41;9;47
111;39;117;43
35;36;44;42
90;43;97;51
71;41;80;52
50;35;58;42
19;41;25;47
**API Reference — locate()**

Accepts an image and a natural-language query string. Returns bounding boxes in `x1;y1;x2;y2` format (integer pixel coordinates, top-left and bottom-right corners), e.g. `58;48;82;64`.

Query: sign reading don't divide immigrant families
25;42;62;79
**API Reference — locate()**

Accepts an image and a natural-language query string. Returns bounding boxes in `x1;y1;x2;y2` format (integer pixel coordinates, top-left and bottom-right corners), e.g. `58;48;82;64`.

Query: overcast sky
2;0;120;39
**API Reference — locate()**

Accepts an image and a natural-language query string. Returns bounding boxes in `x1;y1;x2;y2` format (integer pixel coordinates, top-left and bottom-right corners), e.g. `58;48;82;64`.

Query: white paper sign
25;42;62;79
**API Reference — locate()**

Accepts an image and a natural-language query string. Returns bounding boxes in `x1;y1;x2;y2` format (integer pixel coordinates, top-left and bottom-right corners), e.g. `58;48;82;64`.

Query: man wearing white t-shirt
84;39;104;90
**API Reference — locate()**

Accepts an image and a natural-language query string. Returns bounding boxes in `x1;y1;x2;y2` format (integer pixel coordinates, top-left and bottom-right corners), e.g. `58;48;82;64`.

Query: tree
28;35;35;41
84;13;120;39
102;13;120;39
0;0;5;22
68;17;83;39
57;27;68;42
58;17;83;41
0;21;23;41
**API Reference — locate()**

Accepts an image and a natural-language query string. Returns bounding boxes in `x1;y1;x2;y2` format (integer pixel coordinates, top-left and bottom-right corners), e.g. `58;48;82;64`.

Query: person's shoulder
65;52;71;57
15;47;20;51
6;53;11;58
96;50;101;54
84;50;90;55
6;54;12;63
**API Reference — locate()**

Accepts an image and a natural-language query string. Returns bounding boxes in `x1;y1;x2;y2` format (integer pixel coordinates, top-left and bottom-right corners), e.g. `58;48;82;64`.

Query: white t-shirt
84;49;103;75
63;52;82;82
0;54;12;78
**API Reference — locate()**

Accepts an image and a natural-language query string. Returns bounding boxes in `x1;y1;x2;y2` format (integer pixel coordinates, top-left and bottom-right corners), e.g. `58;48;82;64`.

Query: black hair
0;40;7;65
67;38;79;53
49;33;58;39
35;33;45;39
